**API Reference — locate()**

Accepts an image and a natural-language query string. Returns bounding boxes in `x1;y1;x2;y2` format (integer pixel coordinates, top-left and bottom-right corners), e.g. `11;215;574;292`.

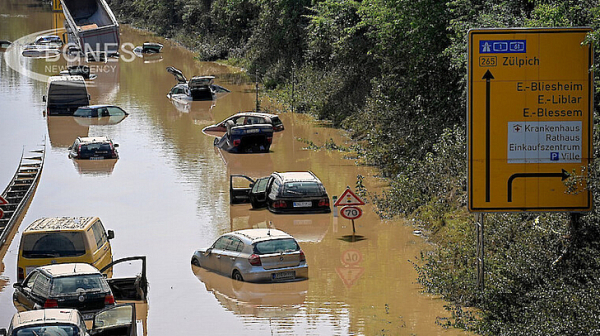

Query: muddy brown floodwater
0;2;473;335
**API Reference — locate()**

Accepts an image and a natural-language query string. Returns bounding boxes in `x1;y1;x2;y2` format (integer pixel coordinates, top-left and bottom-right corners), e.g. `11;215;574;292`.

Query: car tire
232;270;244;282
191;257;200;267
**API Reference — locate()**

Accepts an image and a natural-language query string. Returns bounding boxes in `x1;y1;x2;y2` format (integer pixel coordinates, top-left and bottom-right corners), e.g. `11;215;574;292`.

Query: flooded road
0;3;471;335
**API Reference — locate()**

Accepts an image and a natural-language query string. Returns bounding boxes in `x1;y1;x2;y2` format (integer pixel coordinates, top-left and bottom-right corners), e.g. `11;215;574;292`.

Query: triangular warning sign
334;188;365;206
336;266;365;288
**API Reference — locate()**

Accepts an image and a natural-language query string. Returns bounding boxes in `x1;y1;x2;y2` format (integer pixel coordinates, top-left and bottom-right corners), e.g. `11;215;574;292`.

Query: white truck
61;0;120;56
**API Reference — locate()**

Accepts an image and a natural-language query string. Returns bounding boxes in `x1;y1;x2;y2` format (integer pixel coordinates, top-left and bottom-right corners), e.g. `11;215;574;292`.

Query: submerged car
202;111;285;134
133;42;163;54
68;136;119;160
22;35;63;57
214;120;274;153
191;228;308;282
0;305;137;336
73;105;128;118
230;171;331;213
166;66;229;101
13;258;148;320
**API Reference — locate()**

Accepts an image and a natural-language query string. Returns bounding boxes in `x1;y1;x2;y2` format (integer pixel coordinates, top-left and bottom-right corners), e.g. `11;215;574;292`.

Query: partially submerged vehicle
214;120;274;153
133;42;163;54
1;305;138;336
166;66;229;101
68;136;119;160
191;228;308;283
21;36;63;57
61;0;120;55
13;256;147;319
43;75;90;116
203;111;284;135
230;172;331;213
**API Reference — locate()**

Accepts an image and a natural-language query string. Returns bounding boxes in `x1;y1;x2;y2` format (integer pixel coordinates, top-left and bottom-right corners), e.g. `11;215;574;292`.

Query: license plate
82;313;94;320
90;156;105;160
293;201;312;208
245;128;259;133
272;271;295;280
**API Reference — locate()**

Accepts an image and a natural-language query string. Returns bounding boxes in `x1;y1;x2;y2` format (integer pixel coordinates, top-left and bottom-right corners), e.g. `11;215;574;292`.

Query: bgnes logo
3;28;140;84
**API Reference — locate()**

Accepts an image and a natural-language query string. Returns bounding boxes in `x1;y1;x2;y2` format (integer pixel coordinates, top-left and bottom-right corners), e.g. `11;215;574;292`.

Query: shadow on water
338;234;367;242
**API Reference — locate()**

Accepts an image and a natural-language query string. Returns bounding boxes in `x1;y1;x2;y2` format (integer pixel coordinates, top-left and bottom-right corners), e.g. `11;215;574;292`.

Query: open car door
90;303;136;336
230;175;256;204
100;256;148;301
249;177;270;208
166;66;187;84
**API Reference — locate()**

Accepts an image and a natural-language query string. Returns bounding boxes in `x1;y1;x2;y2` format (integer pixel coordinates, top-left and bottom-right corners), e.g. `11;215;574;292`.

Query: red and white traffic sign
334;188;365;206
340;206;362;220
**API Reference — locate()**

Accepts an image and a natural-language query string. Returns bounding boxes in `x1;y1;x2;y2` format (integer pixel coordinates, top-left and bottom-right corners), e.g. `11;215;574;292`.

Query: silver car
191;229;308;282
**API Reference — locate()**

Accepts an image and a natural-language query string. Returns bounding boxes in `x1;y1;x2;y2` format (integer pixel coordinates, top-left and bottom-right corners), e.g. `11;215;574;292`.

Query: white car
0;305;136;336
192;229;308;282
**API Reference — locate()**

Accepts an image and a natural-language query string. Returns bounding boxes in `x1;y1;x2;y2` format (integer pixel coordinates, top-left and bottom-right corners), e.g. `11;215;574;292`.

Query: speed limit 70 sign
340;206;362;220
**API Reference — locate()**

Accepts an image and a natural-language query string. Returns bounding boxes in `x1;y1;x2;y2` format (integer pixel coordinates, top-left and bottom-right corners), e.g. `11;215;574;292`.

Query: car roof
273;171;319;182
25;217;98;232
78;105;117;109
76;136;112;144
37;263;101;277
47;75;85;83
10;309;79;329
230;111;279;119
231;229;293;243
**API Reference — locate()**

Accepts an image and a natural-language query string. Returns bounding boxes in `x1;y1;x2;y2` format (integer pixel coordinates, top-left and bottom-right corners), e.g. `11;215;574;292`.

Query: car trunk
54;291;109;313
260;252;302;270
166;66;187;84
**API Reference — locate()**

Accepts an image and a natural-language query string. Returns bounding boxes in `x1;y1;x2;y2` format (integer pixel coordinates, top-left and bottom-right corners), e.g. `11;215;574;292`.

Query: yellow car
17;217;114;282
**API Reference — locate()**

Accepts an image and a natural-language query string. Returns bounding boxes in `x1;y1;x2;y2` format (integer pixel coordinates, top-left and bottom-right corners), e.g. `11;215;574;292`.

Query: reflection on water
193;266;307;317
47;116;89;148
70;158;118;176
0;3;472;335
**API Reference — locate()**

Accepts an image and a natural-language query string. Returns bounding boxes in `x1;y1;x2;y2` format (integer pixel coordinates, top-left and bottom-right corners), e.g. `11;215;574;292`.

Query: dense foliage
108;0;600;334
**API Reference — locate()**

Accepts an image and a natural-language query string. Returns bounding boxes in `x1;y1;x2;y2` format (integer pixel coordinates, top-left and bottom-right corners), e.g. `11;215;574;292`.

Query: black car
13;258;147;320
230;172;331;213
214;121;274;153
68;136;119;160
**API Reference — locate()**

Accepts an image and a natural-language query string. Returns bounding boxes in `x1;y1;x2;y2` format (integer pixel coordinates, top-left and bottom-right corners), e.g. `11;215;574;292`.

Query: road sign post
468;28;593;212
335;188;365;235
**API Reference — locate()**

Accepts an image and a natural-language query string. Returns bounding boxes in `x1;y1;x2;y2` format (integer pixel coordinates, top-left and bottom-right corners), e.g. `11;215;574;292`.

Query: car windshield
15;324;78;336
282;181;323;197
21;232;86;258
253;238;299;254
51;274;110;295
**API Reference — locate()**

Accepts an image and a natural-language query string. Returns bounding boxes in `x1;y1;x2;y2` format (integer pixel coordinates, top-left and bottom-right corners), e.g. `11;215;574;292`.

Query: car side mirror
13;282;21;289
205;248;212;255
113;144;119;148
107;230;115;240
42;95;46;102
